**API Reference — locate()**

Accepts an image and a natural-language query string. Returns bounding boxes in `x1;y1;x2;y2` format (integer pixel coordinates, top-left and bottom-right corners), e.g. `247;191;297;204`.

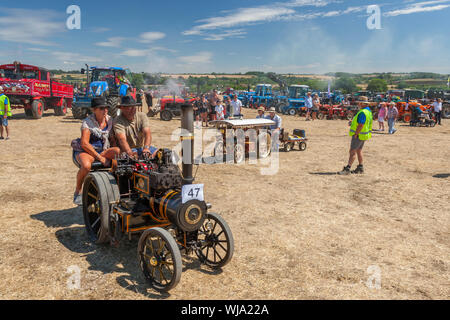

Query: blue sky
1;0;450;74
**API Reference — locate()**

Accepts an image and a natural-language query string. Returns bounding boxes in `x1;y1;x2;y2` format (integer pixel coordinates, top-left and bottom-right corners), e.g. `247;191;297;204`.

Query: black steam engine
82;104;234;291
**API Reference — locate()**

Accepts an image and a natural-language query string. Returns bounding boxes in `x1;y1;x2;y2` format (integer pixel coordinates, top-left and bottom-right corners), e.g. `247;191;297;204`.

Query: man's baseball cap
269;107;276;112
258;106;265;112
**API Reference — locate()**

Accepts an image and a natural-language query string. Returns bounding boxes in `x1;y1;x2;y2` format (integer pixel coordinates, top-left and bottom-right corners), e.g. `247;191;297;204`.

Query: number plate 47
181;184;204;204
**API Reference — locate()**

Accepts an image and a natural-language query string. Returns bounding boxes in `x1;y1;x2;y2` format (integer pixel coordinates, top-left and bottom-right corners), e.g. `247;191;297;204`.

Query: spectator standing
387;102;399;134
312;93;320;121
433;98;442;125
377;102;387;131
215;99;225;120
305;92;313;121
231;94;242;118
0;86;11;140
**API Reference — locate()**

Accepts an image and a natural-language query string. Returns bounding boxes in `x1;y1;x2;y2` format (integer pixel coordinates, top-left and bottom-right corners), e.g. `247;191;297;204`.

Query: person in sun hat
113;95;157;159
338;101;373;175
256;106;266;119
72;97;120;205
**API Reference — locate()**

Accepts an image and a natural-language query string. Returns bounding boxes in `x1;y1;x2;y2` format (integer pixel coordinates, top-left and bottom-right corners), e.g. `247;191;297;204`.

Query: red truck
0;62;73;119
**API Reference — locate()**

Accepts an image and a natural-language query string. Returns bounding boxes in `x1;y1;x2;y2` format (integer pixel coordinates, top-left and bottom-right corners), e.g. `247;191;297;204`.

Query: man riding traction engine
79;103;234;291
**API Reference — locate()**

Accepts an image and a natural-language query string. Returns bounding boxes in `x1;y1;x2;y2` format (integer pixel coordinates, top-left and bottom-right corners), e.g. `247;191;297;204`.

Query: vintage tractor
72;65;136;119
0;62;73;119
80;104;234;291
149;95;197;121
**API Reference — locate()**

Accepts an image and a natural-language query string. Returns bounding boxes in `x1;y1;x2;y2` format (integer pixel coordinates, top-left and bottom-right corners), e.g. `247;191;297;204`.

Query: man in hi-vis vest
339;102;373;175
0;86;11;140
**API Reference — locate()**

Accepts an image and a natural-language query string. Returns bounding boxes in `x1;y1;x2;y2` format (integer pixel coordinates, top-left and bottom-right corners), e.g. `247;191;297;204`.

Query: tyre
402;114;411;123
442;104;450;119
345;111;353;120
82;172;120;244
288;108;297;116
54;99;68;116
24;108;33;118
332;114;339;120
195;212;234;269
138;227;182;291
72;106;89;119
106;96;120;118
258;131;271;159
160;109;173;121
299;141;307;151
31;99;44;119
283;142;293;152
234;143;245;164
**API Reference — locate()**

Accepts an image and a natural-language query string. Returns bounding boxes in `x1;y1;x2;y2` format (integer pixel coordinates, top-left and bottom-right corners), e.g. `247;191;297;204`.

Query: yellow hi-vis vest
349;108;373;141
0;94;12;117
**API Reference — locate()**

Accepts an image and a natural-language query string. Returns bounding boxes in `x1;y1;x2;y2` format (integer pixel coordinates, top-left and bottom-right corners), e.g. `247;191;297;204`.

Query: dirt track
0;108;448;300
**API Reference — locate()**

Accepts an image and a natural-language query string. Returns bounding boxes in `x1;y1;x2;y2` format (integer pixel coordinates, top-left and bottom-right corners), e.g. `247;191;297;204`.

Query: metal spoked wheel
138;227;182;292
196;212;234;269
82;172;120;244
258;131;272;159
234;143;245;164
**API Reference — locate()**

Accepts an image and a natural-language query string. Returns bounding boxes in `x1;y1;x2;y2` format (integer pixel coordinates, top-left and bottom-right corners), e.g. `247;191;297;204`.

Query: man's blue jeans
388;118;396;134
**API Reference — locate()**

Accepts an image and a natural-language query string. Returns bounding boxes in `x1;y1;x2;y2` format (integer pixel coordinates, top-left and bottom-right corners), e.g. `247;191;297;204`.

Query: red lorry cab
0;62;73;119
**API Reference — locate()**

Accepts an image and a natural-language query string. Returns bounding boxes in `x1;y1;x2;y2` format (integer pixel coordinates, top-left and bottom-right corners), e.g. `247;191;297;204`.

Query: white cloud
385;0;450;16
182;2;364;40
96;37;125;47
120;47;177;57
178;52;213;65
0;8;64;45
203;29;247;41
139;32;166;43
51;51;103;64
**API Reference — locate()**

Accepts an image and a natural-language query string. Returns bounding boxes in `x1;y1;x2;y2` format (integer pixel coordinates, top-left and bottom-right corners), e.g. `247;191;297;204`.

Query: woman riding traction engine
72;97;120;205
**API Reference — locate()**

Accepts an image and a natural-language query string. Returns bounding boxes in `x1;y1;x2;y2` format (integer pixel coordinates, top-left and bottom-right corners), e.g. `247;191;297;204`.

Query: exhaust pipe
180;103;194;185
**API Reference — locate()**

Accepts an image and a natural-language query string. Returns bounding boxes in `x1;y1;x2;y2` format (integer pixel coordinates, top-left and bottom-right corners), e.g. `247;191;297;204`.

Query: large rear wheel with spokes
195;212;234;269
82;172;120;244
138;227;182;291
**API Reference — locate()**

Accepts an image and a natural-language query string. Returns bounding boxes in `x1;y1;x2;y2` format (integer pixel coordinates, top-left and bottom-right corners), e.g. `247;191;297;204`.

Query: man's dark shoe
0;137;4;140
351;165;364;174
338;165;351;175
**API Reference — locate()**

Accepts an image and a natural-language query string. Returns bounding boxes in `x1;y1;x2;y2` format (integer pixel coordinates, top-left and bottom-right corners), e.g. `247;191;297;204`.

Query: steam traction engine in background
0;62;73;119
82;104;234;291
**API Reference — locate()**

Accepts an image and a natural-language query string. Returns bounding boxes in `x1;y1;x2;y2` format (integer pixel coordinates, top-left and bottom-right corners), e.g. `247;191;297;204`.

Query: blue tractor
72;65;135;119
247;84;278;109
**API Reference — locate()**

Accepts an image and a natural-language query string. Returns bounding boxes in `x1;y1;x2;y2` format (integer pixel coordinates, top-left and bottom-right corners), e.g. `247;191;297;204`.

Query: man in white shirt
230;95;242;118
305;92;313;121
432;98;442;125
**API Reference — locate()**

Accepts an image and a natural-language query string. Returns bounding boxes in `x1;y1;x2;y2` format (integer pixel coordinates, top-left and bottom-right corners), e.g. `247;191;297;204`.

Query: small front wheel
196;212;234;269
138;227;182;292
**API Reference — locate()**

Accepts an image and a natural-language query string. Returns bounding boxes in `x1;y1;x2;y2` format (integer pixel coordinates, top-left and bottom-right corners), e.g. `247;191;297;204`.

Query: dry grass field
0;107;448;300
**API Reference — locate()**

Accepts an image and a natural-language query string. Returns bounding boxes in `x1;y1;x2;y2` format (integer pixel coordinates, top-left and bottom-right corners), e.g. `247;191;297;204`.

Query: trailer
0;62;73;119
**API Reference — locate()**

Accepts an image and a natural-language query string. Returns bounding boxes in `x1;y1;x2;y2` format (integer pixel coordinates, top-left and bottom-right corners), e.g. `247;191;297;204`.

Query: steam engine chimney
180;103;194;185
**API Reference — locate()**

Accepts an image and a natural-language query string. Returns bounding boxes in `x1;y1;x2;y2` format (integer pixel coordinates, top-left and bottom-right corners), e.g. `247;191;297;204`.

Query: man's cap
258;106;265;112
91;97;109;109
0;86;3;92
269;107;276;112
119;96;140;107
390;102;396;106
